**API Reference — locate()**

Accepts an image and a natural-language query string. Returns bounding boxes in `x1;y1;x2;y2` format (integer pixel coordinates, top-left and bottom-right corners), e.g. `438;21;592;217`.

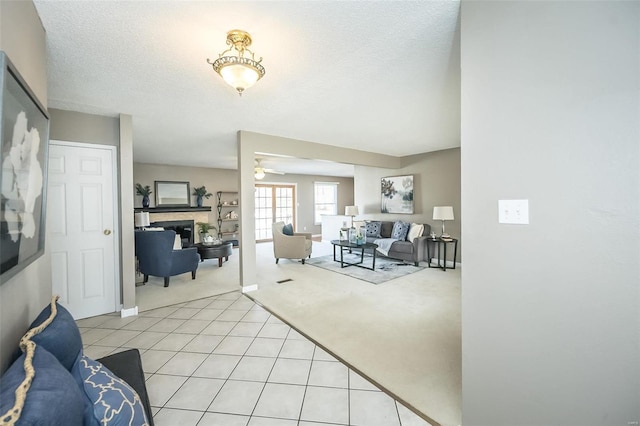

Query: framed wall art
0;51;50;283
381;175;414;214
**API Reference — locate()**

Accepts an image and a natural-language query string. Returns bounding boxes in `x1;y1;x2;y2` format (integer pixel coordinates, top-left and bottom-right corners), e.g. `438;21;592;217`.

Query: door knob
103;229;112;235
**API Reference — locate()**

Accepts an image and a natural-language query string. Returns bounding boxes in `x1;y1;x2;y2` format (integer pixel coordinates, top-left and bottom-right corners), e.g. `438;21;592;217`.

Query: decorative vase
196;195;203;207
348;226;356;244
142;195;150;208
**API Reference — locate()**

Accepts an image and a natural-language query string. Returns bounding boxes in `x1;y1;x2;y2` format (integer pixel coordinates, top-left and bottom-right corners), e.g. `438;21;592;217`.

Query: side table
426;237;458;271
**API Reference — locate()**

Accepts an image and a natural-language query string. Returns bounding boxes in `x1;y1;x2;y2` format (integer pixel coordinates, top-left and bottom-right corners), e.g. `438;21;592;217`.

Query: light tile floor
78;291;433;426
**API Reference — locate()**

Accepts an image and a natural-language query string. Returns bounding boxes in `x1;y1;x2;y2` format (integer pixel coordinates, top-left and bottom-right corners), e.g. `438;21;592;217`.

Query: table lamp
134;212;150;230
433;206;454;238
345;206;359;243
345;206;359;227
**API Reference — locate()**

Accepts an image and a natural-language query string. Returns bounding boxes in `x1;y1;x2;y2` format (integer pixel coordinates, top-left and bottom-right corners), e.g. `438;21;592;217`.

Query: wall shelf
217;191;240;246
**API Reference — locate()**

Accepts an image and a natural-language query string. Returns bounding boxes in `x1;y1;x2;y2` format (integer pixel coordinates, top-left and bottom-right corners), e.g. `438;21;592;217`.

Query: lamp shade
433;206;454;221
345;206;359;216
135;212;150;227
220;63;260;92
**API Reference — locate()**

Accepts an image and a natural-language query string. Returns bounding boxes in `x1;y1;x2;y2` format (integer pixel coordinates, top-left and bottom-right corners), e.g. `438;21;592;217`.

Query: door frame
49;140;121;313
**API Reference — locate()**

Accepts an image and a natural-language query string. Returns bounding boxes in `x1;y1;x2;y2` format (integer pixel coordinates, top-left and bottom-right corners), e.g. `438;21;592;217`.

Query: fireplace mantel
134;206;211;213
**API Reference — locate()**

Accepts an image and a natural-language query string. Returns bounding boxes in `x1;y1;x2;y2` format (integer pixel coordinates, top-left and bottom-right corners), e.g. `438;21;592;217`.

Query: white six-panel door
47;141;119;319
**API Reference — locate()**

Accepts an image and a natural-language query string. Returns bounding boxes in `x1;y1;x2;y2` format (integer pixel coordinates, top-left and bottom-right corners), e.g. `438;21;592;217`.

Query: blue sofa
0;297;153;425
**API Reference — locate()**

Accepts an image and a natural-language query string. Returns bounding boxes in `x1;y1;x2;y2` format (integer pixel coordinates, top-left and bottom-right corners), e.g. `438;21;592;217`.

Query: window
314;182;338;224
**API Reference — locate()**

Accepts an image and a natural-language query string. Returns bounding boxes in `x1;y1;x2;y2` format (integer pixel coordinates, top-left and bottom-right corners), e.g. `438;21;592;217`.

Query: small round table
195;242;233;267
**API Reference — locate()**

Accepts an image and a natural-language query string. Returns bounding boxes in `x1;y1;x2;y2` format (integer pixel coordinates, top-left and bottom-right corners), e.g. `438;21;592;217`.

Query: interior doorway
255;184;296;242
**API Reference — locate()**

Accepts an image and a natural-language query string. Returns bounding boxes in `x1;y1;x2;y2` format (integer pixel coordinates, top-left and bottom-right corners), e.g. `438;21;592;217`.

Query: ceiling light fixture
254;167;266;180
207;29;265;96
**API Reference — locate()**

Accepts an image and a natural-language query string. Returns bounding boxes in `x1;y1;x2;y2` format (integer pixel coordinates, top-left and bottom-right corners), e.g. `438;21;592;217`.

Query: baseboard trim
120;306;139;318
242;285;258;293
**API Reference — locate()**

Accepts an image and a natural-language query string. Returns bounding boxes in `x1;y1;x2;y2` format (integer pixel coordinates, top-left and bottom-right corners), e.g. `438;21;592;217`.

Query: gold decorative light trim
207;30;265;96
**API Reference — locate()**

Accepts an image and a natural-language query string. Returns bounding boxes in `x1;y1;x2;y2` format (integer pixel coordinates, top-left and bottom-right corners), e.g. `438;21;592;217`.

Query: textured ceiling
34;1;461;176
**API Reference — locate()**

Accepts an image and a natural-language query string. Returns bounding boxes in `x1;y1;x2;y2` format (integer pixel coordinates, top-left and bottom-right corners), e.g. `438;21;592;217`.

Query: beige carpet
135;248;241;312
248;242;461;426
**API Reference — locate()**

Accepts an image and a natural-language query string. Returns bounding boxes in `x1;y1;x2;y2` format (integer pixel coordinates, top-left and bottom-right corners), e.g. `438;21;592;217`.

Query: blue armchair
135;230;200;287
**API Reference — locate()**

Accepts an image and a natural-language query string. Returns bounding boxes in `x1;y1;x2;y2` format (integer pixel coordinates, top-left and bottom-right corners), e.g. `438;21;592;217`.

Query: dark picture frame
381;175;414;214
0;52;50;283
155;181;191;207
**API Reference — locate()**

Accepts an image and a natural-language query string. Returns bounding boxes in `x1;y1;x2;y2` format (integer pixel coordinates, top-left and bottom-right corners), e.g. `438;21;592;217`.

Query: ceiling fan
254;159;285;180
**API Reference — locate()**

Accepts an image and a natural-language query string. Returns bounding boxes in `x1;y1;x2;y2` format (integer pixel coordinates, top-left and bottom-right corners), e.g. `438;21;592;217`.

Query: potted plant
196;222;217;244
135;183;152;208
192;186;213;207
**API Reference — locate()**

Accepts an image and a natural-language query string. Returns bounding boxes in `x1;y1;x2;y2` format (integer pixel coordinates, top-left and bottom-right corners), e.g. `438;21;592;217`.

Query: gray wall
49;108;119;146
461;2;639;425
134;163;237;225
355;148;461;261
133;162;354;236
0;0;50;373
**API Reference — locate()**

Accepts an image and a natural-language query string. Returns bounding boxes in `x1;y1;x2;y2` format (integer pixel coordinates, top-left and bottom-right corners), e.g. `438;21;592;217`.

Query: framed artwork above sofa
381;175;414;214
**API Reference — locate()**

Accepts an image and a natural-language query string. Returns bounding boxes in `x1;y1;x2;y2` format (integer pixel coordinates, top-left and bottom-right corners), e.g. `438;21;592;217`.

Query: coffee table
330;240;378;271
195;242;233;267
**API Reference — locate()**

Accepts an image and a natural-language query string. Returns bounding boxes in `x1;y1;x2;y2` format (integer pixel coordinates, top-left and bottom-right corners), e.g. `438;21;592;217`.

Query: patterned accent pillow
365;221;382;238
391;221;411;241
77;355;149;426
282;223;294;235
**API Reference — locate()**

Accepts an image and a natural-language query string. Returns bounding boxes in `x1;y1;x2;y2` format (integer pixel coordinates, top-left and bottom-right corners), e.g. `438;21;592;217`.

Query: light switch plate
498;199;529;224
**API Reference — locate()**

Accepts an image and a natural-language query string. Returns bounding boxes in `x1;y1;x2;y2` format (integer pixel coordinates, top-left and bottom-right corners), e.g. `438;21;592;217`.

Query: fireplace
151;220;194;247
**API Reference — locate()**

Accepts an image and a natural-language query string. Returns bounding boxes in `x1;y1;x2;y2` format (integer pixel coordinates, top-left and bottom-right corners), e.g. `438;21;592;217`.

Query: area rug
307;253;424;284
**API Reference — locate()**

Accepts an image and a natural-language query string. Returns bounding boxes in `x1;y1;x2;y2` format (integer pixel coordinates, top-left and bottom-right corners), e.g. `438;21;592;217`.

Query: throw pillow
391;221;410;241
365;221;382;238
76;355;149;426
282;223;294;236
407;223;424;241
0;344;86;425
22;296;83;371
173;234;182;250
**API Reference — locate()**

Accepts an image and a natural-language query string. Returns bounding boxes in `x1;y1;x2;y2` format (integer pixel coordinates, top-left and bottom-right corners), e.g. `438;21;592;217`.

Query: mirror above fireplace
155;181;190;207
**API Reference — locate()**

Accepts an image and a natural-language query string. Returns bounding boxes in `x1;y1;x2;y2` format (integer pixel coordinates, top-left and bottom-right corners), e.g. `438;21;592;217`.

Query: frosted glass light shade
220;64;260;92
345;206;359;217
135;212;150;228
433;206;454;221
